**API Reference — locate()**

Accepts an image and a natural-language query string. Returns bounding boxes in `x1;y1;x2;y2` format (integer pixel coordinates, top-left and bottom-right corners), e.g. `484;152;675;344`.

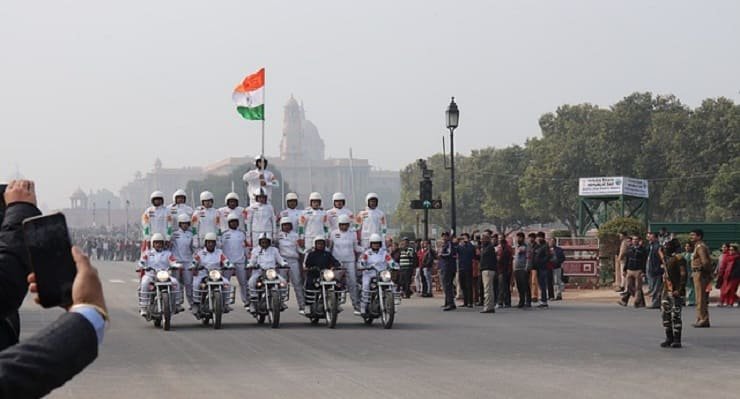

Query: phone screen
23;213;76;308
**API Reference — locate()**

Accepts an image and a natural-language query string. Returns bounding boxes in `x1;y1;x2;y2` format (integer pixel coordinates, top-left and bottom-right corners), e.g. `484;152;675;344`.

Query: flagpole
261;68;266;158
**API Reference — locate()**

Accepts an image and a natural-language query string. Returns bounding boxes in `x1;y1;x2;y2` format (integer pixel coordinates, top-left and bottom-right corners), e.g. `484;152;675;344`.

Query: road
18;260;740;399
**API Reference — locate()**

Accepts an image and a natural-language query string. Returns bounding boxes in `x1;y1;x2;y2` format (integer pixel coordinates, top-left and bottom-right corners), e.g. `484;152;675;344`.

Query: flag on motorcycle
233;68;265;120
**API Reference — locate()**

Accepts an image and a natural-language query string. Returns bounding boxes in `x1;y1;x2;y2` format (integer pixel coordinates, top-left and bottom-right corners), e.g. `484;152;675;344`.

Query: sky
1;0;739;209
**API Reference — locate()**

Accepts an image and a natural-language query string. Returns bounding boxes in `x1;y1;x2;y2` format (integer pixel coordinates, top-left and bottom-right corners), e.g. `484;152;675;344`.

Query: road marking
109;279;125;284
130;278;140;283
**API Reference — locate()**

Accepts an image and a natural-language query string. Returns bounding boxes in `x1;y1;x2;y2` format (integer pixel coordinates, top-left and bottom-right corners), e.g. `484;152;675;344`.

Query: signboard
578;177;649;198
557;237;599;278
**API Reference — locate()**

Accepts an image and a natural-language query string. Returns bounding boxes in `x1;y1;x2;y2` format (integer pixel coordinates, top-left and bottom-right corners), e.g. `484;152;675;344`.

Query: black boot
660;328;673;348
671;329;682;348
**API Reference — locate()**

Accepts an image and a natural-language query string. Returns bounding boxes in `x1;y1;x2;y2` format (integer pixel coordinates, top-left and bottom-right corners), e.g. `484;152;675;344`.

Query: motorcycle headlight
156;270;170;282
208;270;222;281
380;270;392;282
266;269;278;280
322;269;335;281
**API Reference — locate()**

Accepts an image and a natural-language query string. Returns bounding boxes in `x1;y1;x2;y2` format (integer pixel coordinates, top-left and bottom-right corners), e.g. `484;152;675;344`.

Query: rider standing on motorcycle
279;192;302;230
245;187;276;247
327;192;354;232
298;192;329;251
218;192;247;233
137;234;181;316
303;236;341;315
359;234;396;316
221;213;249;307
170;214;196;309
277;217;306;314
191;233;233;316
356;193;387;249
168;189;194;232
243;155;279;203
142;191;172;251
247;233;288;313
329;215;363;315
192;191;221;248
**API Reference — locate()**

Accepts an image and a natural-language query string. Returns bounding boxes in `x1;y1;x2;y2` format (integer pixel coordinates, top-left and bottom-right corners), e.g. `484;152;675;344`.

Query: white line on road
109;279;125;284
130;279;140;283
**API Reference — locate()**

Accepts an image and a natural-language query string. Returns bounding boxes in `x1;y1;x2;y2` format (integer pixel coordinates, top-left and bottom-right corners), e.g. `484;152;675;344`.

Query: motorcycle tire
382;290;395;329
363;317;373;325
326;293;338;329
213;291;223;330
153;318;162;328
270;290;281;329
202;316;210;326
161;292;171;331
257;314;266;324
310;317;320;325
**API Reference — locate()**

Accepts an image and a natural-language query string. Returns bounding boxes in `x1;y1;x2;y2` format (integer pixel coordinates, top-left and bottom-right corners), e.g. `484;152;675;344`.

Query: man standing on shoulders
478;233;496;314
690;229;712;328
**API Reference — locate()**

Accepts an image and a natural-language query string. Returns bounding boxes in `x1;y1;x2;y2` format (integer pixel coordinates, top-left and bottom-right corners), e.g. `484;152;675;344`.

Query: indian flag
233;68;265;120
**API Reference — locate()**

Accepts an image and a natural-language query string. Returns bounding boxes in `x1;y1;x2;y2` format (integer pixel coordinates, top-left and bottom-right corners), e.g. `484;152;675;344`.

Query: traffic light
420;180;433;201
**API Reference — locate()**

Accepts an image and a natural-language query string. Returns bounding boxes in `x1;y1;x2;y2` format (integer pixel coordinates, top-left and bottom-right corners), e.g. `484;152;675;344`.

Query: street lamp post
445;97;459;236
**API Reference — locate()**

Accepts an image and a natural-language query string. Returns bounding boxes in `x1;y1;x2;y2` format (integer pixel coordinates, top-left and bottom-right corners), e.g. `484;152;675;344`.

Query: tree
706;157;740;221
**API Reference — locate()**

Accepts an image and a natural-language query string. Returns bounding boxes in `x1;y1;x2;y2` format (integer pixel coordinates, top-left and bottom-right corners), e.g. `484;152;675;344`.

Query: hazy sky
1;0;738;209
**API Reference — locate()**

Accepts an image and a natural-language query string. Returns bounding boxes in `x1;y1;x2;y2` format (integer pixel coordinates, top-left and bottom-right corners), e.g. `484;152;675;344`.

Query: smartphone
23;213;76;308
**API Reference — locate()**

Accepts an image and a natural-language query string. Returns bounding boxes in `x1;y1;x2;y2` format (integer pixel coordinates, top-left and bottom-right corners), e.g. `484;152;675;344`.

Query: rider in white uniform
356;192;387;249
358;234;396;315
218;192;247;233
190;233;233;315
329;214;363;315
137;234;181;316
245;187;276;247
221;213;249;307
327;192;354;232
168;189;194;232
247;233;288;313
242;155;279;203
170;214;195;308
277;217;305;314
191;191;221;248
298;192;329;251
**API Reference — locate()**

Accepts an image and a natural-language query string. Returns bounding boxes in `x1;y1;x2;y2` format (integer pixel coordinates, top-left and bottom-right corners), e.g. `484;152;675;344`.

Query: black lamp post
445;97;459;236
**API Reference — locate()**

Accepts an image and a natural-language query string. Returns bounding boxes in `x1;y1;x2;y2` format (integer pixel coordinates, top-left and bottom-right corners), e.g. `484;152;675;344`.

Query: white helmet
313;235;327;246
279;217;293;226
200;191;214;202
254;155;268;168
225;192;240;203
227;213;240;223
309;192;322;202
285;192;298;202
150;233;165;245
257;232;272;244
150;191;165;202
172;189;187;202
204;232;218;242
253;187;267;198
337;214;351;225
365;192;379;203
177;214;191;224
369;233;383;244
332;192;346;202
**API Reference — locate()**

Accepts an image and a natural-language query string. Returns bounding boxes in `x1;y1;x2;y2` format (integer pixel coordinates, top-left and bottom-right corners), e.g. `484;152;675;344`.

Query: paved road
19;261;740;398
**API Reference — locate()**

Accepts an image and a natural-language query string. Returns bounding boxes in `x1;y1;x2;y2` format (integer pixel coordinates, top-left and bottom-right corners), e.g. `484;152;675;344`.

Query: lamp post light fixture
445;97;459;236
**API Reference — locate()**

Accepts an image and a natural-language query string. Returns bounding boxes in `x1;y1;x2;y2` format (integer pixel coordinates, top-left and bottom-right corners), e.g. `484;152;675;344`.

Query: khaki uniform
691;242;712;326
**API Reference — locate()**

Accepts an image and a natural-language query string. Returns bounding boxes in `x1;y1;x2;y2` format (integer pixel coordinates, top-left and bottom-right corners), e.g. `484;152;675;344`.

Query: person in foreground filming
0;180;107;398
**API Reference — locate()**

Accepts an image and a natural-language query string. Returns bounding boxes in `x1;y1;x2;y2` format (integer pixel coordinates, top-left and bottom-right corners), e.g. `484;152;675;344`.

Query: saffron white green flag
233;68;264;120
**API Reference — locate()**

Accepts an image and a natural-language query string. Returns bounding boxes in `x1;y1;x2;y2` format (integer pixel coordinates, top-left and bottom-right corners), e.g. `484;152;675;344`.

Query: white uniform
138;249;181;308
327;207;354;233
359;248;394;314
356;208;387;249
221;228;249;303
168;203;194;231
142;205;172;240
247;246;287;299
243;168;279;202
218;206;247;233
245;202;276;246
170;228;195;306
298;208;329;250
191;207;221;248
191;248;232;304
330;228;363;311
278;208;303;231
277;229;305;308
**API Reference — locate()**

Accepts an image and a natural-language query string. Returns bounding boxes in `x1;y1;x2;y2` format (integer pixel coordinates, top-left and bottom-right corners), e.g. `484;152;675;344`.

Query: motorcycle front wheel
381;290;395;329
161;292;171;331
213;291;223;330
270;290;281;329
326;292;338;329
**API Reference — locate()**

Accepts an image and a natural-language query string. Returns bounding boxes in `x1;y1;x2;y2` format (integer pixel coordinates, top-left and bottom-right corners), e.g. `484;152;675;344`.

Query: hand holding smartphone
23;213;76;308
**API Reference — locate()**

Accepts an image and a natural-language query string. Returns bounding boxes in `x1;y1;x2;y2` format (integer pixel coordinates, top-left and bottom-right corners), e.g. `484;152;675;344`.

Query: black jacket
303;249;340;271
479;243;497;271
533;242;549;271
0;312;98;398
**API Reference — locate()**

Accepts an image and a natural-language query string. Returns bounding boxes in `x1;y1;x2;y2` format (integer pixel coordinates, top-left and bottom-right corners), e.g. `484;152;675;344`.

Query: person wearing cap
218;192;247;233
279;192;302;230
277;216;305;313
141;191;172;251
190;233;233;316
356;193;387;249
247;233;288;313
137;234;182;317
329;214;363;314
168;189;194;232
245;187;276;248
327;192;354;232
221;213;249;306
298;192;329;251
398;237;417;299
191;191;221;249
170;213;196;308
242;155;279;203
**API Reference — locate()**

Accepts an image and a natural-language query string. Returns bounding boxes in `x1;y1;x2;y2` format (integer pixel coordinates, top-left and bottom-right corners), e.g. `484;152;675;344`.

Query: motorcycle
247;265;290;328
304;266;346;328
137;265;183;331
358;263;401;329
192;266;235;330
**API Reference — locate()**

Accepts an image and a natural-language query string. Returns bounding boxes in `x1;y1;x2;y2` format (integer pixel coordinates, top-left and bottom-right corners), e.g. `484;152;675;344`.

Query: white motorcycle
247;265;290;328
137;265;183;331
192;266;235;330
358;263;401;329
